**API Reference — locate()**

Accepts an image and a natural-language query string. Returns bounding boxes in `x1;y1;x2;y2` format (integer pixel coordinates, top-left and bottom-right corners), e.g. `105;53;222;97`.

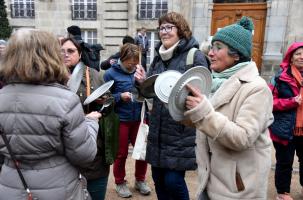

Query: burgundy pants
113;121;148;184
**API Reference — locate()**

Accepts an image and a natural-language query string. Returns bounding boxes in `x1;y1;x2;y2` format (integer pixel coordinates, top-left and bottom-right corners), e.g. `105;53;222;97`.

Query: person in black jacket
135;12;209;200
100;35;135;70
135;27;149;71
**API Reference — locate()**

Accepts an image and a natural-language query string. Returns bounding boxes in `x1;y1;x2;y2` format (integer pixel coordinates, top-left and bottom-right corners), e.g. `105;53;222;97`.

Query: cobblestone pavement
105;145;302;200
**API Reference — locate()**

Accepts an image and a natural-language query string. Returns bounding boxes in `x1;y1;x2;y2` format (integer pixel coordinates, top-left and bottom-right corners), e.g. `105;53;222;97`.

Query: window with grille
213;0;266;2
10;0;34;18
72;0;97;20
81;29;97;44
138;0;168;20
146;31;160;66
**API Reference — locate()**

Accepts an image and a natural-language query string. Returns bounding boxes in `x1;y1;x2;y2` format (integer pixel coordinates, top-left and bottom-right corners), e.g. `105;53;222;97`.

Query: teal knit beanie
212;16;254;58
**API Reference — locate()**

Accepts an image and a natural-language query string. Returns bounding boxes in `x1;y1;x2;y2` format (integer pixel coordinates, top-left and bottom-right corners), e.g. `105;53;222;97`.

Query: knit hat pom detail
237;16;254;32
211;16;254;58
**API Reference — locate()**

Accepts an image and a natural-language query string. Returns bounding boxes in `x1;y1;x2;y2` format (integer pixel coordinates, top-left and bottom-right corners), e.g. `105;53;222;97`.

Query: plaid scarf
291;65;303;136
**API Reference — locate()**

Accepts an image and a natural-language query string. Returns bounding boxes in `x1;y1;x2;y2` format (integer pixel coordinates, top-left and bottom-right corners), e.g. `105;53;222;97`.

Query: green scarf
211;62;250;93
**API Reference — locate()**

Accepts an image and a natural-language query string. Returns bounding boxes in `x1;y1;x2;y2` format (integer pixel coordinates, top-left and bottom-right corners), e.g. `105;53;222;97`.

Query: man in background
134;27;149;71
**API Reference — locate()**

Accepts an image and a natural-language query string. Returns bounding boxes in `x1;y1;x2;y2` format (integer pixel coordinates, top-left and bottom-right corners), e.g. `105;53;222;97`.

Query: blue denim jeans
273;136;303;194
87;176;109;200
151;166;189;200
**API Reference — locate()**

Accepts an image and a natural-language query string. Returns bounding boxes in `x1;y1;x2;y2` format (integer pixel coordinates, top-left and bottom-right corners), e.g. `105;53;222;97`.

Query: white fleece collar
159;40;180;61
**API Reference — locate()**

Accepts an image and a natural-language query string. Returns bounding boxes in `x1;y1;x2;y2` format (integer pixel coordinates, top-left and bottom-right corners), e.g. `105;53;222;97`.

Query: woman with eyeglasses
135;12;209;200
60;37;118;200
0;29;101;199
183;17;273;200
103;43;151;198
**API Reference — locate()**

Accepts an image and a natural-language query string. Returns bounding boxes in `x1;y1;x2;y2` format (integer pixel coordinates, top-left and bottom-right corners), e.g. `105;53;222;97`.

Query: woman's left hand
185;84;204;110
86;111;102;120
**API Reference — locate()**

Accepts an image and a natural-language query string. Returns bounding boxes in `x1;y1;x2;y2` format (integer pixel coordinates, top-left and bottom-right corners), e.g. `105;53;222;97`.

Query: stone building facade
4;0;303;80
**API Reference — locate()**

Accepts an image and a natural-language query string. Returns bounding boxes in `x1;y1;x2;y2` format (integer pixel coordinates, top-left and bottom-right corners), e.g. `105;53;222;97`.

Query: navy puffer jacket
146;37;209;170
104;63;142;122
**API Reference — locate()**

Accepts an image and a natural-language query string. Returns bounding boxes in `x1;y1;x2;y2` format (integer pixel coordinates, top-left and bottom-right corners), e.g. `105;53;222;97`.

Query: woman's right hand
86;111;102;120
185;84;204;110
134;64;146;84
294;94;302;105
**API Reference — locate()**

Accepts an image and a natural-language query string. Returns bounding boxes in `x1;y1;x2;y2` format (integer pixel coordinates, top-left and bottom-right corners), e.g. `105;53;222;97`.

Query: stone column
261;0;291;81
285;0;303;48
192;0;213;44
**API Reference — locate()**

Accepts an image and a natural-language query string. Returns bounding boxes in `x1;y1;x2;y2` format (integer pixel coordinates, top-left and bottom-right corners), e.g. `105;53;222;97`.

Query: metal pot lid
168;66;211;121
139;74;159;98
154;70;182;104
67;62;85;93
83;80;114;105
130;87;145;102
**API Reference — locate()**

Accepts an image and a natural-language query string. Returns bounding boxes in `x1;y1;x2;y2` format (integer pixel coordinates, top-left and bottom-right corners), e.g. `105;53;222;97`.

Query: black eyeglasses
157;25;176;33
60;48;78;56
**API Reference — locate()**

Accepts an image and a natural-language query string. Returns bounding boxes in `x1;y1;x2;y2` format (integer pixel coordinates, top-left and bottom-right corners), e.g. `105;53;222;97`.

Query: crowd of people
0;11;302;200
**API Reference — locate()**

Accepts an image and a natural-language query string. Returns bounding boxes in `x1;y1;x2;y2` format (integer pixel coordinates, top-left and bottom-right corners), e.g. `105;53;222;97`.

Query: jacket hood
155;37;199;56
280;42;303;69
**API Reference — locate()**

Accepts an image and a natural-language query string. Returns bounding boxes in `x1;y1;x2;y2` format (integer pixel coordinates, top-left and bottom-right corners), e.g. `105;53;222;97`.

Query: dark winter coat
268;42;303;142
145;37;209;170
77;67;111;180
269;67;297;140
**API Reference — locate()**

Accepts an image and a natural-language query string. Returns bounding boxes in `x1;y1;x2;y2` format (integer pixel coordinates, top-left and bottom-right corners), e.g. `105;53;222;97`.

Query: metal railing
10;3;35;18
137;3;168;20
71;4;97;20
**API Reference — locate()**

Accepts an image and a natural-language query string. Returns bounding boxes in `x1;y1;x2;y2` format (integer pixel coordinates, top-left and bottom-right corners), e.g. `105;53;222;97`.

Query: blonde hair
0;29;69;85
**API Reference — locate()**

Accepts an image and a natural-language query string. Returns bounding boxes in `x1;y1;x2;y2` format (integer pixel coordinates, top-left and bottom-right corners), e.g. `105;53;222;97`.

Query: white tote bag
132;102;149;161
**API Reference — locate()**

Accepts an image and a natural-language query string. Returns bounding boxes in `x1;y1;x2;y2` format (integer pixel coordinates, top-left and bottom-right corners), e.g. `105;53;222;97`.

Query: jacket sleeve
103;71;122;103
269;83;298;111
100;53;119;70
62;95;98;166
185;85;273;151
134;36;139;45
146;38;149;51
100;59;111;70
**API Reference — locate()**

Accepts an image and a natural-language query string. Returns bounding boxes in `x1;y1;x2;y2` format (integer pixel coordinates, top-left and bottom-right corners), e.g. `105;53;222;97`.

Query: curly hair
0;29;69;85
158;12;192;40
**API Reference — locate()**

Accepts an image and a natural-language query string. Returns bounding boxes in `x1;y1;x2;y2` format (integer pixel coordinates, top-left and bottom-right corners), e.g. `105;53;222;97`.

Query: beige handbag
132;102;149;161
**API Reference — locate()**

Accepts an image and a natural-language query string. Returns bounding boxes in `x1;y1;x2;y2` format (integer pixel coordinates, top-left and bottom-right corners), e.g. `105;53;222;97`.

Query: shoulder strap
186;47;198;66
0;126;33;199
